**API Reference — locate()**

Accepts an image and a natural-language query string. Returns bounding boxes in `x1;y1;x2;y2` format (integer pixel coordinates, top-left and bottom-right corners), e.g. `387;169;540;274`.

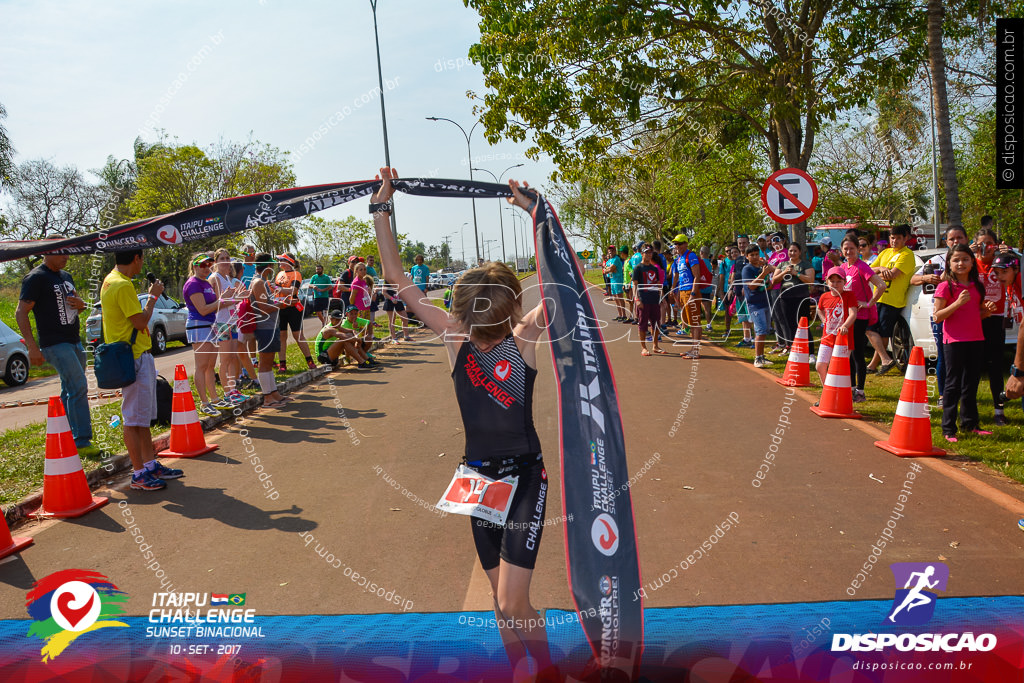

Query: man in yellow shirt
870;224;916;375
100;249;183;491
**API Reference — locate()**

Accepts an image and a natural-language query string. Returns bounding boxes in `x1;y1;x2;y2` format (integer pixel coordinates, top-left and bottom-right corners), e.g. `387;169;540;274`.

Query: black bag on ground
152;375;173;427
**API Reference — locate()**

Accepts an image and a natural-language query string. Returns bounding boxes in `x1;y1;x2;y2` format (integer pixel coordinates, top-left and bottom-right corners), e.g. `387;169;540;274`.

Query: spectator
973;228;1008;424
365;254;381;335
351;261;375;347
730;243;754;348
208;248;246;405
756;234;770;258
16;253;109;459
652;240;672;332
333;256;359;312
275;253;315;372
617;246;635;322
742;245;773;368
933;244;994;442
309;264;333;325
910;225;970;405
241;244;256;286
341;305;374;357
869;223;915;375
837;236;888;403
230;260;259;391
814;267;858;387
624;241;643;300
249;253;292;408
381;271;414;342
698;245;715;330
603;245;628;321
183;253;230;414
100;249;183;491
997;252;1024;407
858;235;876;265
770;242;816;355
670;233;703;359
313;309;373;368
410;254;431;294
631;245;667;356
602;244;613;297
765;231;790;354
715;243;740;341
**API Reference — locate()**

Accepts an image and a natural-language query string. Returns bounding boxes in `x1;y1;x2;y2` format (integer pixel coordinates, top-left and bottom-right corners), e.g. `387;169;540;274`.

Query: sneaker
212;399;233;410
675;329;687;337
944;434;958;443
227;391;247;405
808;354;816;365
368;359;381;367
306;358;317;370
994;413;1008;426
199;403;219;417
705;323;712;332
131;470;167;491
148;461;184;480
358;361;373;369
876;360;898;376
645;335;653;342
278;361;287;372
753;356;768;369
970;428;993;436
852;388;867;403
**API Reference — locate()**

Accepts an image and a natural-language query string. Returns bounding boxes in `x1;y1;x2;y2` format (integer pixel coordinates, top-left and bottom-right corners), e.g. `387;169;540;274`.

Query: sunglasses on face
858;243;868;247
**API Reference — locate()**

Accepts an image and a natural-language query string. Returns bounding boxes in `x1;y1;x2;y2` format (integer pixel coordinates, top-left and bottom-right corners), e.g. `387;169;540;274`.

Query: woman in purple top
933;244;996;441
184;253;234;415
837;236;888;402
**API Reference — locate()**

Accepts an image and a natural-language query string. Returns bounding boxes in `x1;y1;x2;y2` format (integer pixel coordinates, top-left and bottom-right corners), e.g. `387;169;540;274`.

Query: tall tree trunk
927;0;961;226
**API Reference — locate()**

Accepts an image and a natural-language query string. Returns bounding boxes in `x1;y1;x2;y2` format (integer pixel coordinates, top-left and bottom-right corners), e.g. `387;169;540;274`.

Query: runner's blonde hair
451;262;522;344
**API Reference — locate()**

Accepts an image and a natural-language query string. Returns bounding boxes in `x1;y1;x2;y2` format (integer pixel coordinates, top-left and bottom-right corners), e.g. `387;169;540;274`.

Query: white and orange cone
810;331;863;419
0;514;32;560
875;346;945;457
38;397;108;518
158;365;218;459
777;316;812;387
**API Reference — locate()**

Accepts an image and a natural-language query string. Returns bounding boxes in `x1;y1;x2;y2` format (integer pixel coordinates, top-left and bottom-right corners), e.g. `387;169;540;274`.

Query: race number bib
435;464;518;525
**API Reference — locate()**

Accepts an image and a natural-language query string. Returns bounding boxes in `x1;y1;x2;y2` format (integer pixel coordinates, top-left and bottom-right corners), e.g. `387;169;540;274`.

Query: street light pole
473;164;524;265
460;221;468;266
427;116;481;264
369;0;398;243
505;208;518;268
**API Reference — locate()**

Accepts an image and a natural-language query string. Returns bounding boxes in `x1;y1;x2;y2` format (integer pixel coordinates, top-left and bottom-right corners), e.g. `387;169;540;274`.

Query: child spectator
814;267;858;387
933;244;995;442
742;245;773;368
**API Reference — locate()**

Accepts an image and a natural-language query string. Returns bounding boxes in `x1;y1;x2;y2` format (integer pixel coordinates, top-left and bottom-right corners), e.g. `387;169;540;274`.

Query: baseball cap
348;255;364;264
771;231;786;241
345;305;359;314
191;253;213;267
992;252;1020;269
641;244;653;254
757;234;768;241
820;236;832;247
277;252;297;267
634;240;645;251
825;266;844;280
329;309;345;319
672;233;688;244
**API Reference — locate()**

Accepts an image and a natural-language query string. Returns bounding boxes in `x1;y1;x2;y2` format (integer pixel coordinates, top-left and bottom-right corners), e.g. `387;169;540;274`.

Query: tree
0;101;15;190
926;0;960;225
299;215;377;265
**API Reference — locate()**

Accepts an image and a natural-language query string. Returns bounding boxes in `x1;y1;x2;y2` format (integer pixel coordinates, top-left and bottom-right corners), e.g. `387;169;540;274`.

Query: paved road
2;274;1023;619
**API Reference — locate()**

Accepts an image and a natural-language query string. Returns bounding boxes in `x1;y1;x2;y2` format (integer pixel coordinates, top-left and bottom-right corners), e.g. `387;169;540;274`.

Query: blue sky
0;0;560;262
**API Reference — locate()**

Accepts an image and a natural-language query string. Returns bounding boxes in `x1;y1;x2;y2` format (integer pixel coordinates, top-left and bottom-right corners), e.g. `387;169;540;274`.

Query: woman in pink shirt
837;236;888;402
350;262;375;345
933;244;996;441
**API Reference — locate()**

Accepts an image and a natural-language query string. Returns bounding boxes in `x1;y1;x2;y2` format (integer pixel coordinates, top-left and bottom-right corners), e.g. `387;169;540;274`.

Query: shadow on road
122;485;318;533
0;555;37;590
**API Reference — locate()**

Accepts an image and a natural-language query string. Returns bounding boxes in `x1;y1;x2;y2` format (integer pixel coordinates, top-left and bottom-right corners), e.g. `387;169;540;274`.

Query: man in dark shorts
308;264;333;325
632;245;668;356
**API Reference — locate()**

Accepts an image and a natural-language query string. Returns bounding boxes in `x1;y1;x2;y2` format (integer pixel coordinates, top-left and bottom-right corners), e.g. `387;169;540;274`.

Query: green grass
700;311;1024;485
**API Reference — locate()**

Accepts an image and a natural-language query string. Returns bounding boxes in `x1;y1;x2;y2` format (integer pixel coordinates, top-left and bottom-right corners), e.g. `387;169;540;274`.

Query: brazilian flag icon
228;593;246;606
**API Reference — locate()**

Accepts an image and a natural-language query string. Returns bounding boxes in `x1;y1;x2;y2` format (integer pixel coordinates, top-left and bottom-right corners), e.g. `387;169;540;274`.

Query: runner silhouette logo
886;562;949;626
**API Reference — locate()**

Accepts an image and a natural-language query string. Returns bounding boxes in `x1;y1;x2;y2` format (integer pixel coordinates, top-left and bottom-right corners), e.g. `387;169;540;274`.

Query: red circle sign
761;168;819;225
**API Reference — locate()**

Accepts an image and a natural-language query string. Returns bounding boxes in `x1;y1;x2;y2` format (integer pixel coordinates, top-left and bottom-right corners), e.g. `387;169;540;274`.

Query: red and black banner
0;178;522;262
532;197;643;680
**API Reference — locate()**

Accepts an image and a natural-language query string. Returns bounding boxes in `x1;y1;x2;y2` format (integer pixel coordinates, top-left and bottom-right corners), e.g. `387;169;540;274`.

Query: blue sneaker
131;469;167;491
148;461;184;480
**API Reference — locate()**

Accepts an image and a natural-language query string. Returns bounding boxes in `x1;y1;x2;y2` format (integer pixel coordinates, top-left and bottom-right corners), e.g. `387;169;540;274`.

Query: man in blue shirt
670;233;702;359
741;245;773;368
241;244;256;286
410;254;431;294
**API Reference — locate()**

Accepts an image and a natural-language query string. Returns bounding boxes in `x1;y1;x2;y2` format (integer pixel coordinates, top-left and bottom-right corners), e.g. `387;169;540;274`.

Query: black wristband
369;201;393;215
1011;364;1023;378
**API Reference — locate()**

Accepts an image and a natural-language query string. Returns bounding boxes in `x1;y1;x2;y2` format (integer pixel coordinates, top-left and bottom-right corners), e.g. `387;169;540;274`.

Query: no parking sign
761;168;818;225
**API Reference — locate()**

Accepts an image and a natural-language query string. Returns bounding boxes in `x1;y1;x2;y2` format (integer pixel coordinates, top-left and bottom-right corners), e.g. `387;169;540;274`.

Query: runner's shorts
383;298;406;312
468;453;547;571
637;302;661;336
279;306;303;332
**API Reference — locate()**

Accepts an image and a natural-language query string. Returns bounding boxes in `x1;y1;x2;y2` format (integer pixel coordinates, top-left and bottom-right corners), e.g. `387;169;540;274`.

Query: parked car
897;248;1021;371
85;293;189;354
0;319;30;387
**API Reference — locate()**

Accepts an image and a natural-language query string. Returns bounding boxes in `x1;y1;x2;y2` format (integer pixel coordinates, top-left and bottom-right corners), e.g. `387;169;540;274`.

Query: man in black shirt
632;245;669;356
16;253;108;459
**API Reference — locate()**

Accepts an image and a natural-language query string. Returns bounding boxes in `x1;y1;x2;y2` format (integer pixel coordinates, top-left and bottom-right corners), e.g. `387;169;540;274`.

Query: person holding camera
973;228;1009;424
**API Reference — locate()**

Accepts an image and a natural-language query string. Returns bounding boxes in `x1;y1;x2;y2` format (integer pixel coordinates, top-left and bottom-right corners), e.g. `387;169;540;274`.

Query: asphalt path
2;275;1023;619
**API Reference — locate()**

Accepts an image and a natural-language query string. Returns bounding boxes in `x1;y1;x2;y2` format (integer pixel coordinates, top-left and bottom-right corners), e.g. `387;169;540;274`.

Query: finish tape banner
532;197;644;679
0;178;520;262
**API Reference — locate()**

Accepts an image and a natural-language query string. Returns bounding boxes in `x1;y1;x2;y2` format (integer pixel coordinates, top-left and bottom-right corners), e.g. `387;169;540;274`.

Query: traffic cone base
0;516;32;560
158;366;219;459
875;347;945;457
777;316;813;387
811;332;862;419
39;397;109;518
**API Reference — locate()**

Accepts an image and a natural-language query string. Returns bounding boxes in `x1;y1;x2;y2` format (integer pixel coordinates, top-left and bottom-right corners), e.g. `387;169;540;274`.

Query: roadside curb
2;348;376;528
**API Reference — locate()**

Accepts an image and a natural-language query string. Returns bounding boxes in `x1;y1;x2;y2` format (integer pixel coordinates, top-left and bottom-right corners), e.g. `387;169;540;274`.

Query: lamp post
442;232;455;268
460;222;468;266
369;0;398;243
427;116;481;263
472;164;524;265
504;207;519;270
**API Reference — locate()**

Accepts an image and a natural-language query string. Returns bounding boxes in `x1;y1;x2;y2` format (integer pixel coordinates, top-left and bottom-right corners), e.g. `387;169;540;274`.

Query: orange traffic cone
38;397;108;518
810;331;863;419
777;316;813;387
0;514;32;560
158;365;218;459
875;347;945;457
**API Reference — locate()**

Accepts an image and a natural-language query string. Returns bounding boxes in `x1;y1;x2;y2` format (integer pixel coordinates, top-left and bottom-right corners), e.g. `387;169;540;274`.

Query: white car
0;319;30;387
85;293;189;354
898;248;1020;370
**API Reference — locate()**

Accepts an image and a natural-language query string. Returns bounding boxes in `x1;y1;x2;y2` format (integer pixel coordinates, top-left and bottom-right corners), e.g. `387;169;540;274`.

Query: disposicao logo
26;569;129;662
832;562;997;653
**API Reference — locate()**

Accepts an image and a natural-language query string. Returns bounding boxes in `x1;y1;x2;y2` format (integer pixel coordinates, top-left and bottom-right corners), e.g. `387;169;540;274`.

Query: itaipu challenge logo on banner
25;569;129;662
